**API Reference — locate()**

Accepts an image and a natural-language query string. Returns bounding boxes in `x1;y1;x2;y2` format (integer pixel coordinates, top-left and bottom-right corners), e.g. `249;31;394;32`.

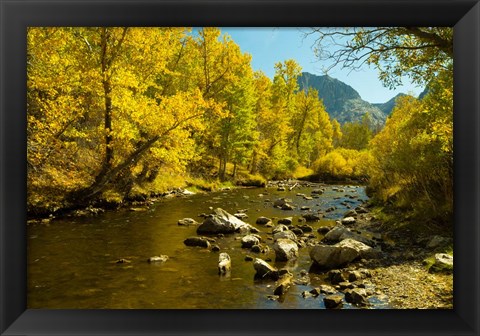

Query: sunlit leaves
368;71;453;222
309;27;453;89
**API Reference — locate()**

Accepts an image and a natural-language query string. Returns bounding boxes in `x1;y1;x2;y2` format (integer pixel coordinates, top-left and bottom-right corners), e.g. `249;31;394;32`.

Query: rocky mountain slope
298;72;406;125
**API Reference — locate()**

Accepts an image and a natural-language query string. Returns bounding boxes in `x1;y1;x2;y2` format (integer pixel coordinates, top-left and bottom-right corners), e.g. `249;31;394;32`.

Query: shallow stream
28;184;389;309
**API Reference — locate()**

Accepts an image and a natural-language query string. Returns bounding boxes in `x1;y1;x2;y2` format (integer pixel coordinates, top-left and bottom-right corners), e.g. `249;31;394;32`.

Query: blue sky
220;27;424;104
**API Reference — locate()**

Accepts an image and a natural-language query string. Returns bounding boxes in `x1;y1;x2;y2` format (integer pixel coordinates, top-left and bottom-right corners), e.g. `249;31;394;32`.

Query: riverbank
341;207;453;309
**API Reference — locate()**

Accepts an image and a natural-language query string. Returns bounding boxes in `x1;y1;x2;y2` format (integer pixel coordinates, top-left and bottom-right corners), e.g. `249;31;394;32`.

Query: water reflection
28;185;383;309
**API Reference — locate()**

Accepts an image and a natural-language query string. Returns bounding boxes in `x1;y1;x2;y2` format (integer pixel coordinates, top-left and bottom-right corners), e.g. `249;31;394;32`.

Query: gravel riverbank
348;210;453;309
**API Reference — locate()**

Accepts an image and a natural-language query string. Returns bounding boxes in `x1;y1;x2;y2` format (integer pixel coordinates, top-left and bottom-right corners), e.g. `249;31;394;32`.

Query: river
27;183;389;309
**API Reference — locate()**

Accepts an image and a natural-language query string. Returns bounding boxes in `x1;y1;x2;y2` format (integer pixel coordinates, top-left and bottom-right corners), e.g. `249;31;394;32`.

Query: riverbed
28;183;390;309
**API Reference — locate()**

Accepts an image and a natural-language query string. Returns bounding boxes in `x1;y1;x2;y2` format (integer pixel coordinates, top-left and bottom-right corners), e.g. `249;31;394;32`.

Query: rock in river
273;273;293;296
273;230;297;242
251;244;269;254
253;258;279;280
310;243;359;270
197;208;256;234
241;234;261;248
323;225;375;247
341;217;356;225
184;237;211;248
273;238;299;261
302;213;322;222
335;238;382;259
234;213;248;219
272;224;290;234
324;294;343;308
281;203;294;211
256;216;272;225
278;217;293;225
177;218;199;226
147;255;169;263
344;288;369;306
273;198;291;208
218;252;231;275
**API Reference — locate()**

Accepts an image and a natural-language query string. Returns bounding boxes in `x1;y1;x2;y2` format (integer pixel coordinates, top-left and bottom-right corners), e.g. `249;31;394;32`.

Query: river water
28;184;388;309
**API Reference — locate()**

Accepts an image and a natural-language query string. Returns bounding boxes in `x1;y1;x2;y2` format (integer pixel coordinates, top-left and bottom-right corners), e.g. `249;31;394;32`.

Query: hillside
372;93;408;116
298;72;401;125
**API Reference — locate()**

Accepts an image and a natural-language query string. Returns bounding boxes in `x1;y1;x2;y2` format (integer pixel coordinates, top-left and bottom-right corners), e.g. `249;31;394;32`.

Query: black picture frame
1;0;479;335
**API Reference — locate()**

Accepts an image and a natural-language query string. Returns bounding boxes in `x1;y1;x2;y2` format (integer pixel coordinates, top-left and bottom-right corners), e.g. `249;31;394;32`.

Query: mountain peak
298;72;394;125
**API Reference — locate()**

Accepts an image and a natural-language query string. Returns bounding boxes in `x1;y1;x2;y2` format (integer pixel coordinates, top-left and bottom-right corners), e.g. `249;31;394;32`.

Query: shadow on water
27;184;389;309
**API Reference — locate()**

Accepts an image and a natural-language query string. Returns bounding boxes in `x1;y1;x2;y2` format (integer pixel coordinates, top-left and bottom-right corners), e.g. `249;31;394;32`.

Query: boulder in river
182;189;195;195
251;244;270;254
281;203;294;211
344;209;357;217
291;228;304;236
328;269;348;284
278;217;293;225
273;230;297;242
298;224;313;232
323;225;375;247
197;208;256;234
184;237;211;248
253;258;279;280
256;216;272;225
310;243;359;270
115;258;131;264
273;273;293;296
355;206;368;214
218;252;231;275
346;270;363;282
302;213;322;222
273;198;291;208
272;224;290;234
273;238;299;261
341;217;356;225
234;213;248;219
147;255;169;263
335;238;382;259
241;234;261;248
317;226;332;234
177;218;199;226
319;284;337;295
344;288;369;306
324;294;343;308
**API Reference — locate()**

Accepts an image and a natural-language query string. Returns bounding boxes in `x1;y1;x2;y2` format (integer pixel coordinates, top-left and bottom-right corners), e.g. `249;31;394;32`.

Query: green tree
369;70;453;223
292;88;333;166
339;113;373;150
252;60;301;178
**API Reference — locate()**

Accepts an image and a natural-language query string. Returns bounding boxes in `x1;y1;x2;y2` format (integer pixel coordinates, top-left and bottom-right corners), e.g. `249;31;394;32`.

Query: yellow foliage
313;148;372;178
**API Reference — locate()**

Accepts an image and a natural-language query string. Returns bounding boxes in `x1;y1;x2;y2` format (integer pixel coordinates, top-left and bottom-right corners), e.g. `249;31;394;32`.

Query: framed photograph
1;0;479;335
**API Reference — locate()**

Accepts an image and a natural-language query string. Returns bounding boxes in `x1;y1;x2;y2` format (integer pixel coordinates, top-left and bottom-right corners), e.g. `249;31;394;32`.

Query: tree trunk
66;135;161;206
101;28;113;172
249;149;258;174
232;162;237;178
